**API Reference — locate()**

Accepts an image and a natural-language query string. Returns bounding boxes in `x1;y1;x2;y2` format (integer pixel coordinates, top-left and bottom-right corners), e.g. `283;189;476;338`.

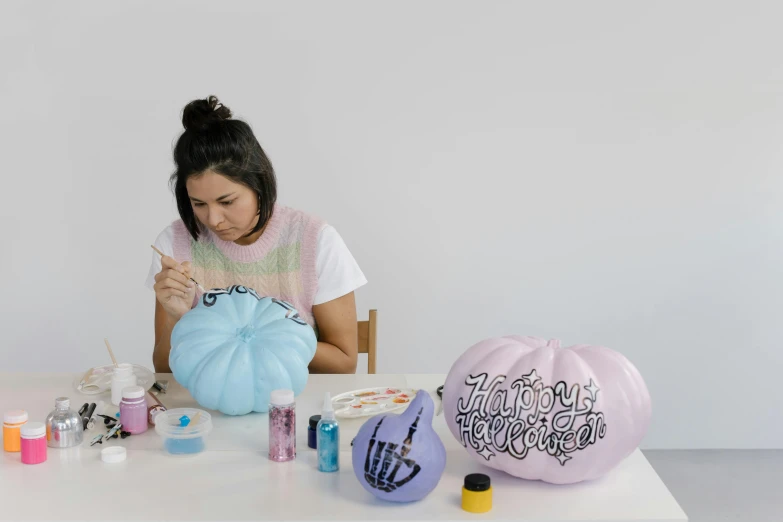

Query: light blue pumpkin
169;286;317;415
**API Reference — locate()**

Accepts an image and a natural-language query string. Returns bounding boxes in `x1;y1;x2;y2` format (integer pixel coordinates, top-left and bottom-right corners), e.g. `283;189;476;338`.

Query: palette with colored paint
331;387;417;418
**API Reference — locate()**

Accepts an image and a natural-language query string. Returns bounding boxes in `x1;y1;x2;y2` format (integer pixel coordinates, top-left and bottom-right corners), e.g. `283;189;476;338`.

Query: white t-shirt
145;224;367;305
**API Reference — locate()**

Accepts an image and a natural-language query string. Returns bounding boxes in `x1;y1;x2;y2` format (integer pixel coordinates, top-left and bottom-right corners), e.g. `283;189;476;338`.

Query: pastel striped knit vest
171;203;325;329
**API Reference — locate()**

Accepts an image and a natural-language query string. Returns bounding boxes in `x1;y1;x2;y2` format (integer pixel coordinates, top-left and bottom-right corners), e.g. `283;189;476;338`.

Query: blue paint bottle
308;415;321;449
316;392;339;472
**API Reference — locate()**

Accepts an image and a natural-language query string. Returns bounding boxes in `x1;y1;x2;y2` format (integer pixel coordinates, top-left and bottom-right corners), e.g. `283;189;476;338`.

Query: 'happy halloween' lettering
454;372;606;465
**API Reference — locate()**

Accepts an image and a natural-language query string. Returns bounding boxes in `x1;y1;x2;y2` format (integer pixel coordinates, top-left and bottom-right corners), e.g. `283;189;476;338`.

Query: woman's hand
152;255;196;321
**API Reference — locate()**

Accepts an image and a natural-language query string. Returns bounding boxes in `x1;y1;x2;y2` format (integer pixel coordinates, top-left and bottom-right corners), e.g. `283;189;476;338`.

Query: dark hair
170;95;276;241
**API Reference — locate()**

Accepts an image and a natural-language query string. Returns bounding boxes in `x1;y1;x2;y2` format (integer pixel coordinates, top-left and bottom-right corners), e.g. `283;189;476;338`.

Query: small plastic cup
154;408;212;457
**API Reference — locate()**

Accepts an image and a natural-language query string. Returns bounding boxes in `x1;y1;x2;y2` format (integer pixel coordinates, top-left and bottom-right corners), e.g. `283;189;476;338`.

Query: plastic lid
101;446;127;463
270;389;294;406
55;397;70;410
321;392;335;420
122;385;145;399
3;409;28;424
464;473;491;492
20;422;46;439
309;414;322;429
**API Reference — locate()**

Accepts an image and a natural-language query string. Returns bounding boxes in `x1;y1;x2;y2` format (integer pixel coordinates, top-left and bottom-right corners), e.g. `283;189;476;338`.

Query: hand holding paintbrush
151;246;205;292
150;245;205;320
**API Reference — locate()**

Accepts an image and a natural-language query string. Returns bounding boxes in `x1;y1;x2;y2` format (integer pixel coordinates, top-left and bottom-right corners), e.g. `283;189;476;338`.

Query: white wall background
1;0;781;449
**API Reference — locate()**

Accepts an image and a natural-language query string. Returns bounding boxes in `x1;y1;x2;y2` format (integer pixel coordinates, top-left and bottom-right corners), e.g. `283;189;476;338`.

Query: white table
0;373;687;521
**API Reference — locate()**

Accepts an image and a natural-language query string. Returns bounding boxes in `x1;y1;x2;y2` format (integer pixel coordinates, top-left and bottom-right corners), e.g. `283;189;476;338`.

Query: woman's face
186;170;260;243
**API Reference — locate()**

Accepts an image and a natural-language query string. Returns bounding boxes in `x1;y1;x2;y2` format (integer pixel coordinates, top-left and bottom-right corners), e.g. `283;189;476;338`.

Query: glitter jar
268;389;295;462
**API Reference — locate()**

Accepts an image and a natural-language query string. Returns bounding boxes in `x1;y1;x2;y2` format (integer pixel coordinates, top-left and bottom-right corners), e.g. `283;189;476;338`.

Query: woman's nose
206;209;224;227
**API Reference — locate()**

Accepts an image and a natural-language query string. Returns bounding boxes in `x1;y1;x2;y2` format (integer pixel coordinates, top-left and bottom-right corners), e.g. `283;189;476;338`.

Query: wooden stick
186;411;202;433
150;244;165;257
103;338;119;368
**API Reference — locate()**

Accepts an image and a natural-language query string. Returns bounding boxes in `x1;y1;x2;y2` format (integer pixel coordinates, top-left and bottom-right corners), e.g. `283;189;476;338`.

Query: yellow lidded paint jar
462;473;492;513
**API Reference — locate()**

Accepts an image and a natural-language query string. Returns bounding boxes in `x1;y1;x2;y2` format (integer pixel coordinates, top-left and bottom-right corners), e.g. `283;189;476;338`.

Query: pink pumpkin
442;336;651;484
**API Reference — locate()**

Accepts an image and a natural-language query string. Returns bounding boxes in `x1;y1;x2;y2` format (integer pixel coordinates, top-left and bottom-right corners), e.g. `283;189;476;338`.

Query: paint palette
72;364;155;395
331;387;418;418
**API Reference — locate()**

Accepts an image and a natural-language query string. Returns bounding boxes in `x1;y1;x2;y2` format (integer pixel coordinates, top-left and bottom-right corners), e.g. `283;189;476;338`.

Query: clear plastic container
154;408;212;457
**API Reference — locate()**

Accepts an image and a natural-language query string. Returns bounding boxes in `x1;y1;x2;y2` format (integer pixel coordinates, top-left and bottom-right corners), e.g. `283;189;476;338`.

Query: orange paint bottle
3;410;29;452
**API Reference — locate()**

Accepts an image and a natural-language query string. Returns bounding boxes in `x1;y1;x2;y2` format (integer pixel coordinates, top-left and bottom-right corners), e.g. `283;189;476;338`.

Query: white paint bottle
110;363;137;406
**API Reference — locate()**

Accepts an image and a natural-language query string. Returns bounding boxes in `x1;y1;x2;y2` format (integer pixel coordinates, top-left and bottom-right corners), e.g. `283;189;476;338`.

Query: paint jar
154;408;212;457
462;473;492;513
45;397;83;448
268;389;295;462
307;415;321;449
119;386;148;434
3;410;28;452
110;363;137;406
20;422;47;465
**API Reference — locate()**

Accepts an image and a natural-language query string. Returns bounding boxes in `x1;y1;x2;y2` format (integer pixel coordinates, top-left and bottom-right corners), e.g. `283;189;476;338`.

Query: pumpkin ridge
219;340;257;415
191;339;239;407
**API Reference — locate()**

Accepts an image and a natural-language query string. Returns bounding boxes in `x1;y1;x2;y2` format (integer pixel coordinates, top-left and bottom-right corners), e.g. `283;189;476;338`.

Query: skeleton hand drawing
363;407;423;492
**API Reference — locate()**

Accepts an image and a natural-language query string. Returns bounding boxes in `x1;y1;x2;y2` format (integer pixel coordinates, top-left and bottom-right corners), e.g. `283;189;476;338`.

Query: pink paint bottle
20;422;47;465
119;386;148;434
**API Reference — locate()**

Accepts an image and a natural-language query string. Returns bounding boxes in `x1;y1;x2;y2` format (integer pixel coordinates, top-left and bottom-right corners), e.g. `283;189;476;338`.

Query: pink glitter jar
268;389;295;462
20;422;47;465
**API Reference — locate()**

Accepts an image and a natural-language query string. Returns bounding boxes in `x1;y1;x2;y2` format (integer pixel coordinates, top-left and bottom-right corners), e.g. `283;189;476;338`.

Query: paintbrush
150;245;206;292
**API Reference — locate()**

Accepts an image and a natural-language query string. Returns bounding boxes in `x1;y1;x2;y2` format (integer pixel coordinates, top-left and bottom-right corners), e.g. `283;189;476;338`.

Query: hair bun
182;95;232;131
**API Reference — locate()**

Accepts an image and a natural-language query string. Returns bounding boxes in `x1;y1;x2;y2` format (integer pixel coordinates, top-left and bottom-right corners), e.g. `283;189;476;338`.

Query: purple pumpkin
351;390;446;502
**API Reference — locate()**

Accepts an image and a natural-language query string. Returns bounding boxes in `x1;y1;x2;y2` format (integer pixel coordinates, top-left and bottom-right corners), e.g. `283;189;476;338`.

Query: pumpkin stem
547;339;561;349
235;325;256;343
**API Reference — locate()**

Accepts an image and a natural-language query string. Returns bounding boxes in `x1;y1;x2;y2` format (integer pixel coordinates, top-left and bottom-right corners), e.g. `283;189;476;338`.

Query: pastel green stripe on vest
191;241;302;275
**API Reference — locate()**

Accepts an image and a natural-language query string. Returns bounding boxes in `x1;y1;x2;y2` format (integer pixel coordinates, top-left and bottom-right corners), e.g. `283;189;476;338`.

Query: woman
145;96;366;374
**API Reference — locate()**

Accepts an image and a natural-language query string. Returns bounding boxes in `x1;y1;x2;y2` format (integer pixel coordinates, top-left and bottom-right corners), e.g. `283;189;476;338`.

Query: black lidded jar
307;414;321;449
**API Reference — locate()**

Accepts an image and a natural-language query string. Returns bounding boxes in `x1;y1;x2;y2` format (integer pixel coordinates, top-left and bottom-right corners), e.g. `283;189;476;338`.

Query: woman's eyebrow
190;192;236;203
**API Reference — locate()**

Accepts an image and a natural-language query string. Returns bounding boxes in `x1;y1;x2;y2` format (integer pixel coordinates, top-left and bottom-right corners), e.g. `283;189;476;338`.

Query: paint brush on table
150;245;206;292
